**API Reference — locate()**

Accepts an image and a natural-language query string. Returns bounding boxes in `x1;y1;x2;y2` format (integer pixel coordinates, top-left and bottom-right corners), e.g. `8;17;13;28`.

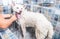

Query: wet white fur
12;4;54;39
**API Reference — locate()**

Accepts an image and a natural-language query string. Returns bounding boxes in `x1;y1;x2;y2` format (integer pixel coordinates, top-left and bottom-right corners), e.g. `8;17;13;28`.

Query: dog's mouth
15;11;22;18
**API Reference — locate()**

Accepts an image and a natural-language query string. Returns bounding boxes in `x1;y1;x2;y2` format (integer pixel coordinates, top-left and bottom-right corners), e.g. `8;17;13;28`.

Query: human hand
2;14;12;18
11;14;17;21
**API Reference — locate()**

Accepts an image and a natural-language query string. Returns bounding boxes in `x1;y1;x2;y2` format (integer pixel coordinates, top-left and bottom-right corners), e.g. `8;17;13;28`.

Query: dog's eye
17;7;19;9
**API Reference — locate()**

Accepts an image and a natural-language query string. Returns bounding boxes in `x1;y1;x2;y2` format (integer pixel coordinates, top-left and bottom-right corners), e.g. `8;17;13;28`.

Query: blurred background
0;0;60;39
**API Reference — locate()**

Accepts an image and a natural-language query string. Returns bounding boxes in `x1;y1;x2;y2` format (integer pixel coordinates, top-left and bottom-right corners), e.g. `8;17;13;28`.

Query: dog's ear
23;4;26;9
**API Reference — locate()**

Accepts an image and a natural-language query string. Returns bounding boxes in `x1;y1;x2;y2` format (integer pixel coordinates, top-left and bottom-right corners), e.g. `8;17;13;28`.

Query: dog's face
12;4;24;18
13;4;24;13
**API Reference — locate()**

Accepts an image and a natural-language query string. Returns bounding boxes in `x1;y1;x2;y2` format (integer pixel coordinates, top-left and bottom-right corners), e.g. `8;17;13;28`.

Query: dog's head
12;4;24;13
12;4;25;18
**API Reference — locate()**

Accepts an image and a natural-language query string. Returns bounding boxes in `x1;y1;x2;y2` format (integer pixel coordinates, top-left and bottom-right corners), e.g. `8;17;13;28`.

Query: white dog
12;4;54;39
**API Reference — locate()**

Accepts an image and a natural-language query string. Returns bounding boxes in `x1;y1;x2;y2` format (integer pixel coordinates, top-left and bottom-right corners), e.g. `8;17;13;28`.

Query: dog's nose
20;10;22;13
16;10;22;14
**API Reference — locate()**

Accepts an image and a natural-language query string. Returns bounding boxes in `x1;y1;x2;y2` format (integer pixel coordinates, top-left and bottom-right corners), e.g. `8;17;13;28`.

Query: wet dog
12;4;54;39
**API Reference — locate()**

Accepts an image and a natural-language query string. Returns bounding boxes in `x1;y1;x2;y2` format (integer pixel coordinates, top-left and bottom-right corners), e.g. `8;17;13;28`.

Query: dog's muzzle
15;11;22;19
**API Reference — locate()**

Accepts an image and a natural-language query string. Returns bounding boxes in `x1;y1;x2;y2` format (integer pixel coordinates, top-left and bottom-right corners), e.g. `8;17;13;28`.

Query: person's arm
0;14;17;29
